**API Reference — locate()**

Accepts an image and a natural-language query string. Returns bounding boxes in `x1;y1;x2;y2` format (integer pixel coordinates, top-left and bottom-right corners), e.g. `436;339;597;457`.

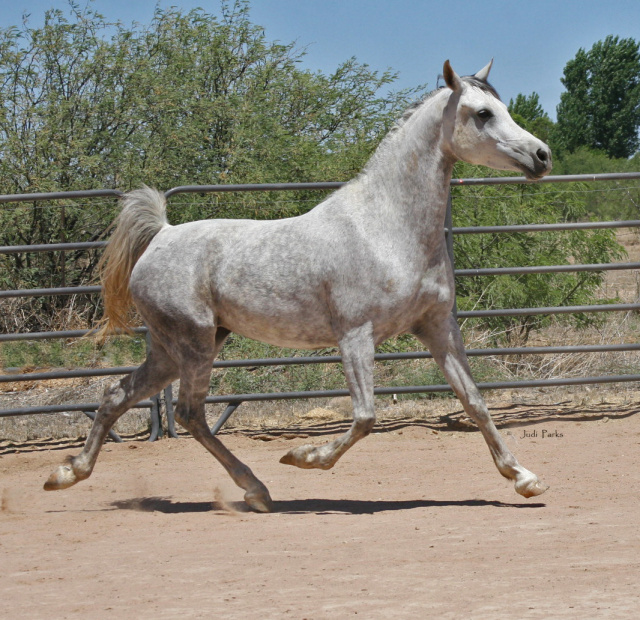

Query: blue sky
2;0;639;119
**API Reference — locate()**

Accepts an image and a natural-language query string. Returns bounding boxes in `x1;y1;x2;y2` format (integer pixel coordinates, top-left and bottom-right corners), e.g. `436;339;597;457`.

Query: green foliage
508;92;554;144
0;335;146;369
554;36;640;159
451;163;626;344
552;147;640;220
0;0;419;195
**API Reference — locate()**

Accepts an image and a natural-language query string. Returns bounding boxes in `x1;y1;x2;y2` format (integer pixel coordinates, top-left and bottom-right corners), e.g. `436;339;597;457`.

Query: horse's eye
477;109;493;121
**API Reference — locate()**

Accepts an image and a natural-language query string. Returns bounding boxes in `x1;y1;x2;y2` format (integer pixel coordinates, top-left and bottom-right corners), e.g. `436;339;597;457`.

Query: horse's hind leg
280;323;376;470
173;328;273;513
44;341;178;491
414;312;547;498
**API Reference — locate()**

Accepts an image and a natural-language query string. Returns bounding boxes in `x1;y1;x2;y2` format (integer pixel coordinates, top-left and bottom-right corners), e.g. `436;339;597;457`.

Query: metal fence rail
3;342;640;385
1;172;640;437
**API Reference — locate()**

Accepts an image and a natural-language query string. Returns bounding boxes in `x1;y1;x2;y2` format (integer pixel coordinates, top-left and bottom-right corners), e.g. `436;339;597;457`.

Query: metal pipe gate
1;172;640;439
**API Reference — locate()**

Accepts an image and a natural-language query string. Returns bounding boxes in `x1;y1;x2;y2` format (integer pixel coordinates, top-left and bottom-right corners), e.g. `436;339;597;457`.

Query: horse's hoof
279;449;301;467
44;465;78;491
515;475;548;498
279;444;333;470
244;489;274;513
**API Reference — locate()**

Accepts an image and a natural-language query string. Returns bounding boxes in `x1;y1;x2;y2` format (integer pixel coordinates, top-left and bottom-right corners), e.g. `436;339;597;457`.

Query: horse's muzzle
525;146;552;180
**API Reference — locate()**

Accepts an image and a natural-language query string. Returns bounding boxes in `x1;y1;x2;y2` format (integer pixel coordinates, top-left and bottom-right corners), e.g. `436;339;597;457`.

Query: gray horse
46;60;552;512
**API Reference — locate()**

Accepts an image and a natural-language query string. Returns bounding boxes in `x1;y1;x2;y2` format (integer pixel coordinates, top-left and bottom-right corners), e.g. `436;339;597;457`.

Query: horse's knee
462;396;491;423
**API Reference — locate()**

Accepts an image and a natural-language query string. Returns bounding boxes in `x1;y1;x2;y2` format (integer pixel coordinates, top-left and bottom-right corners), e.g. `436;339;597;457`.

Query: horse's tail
94;186;169;339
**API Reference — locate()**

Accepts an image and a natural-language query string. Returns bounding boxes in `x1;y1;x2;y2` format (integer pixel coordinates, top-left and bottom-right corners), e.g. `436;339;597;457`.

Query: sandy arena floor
1;410;639;619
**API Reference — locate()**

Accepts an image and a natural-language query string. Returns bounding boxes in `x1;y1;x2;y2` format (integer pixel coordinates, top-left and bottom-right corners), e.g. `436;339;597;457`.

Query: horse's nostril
536;148;549;162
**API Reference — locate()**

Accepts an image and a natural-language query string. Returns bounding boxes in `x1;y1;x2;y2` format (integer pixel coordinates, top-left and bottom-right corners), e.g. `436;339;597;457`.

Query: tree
555;36;640;158
508;92;554;144
0;1;417;197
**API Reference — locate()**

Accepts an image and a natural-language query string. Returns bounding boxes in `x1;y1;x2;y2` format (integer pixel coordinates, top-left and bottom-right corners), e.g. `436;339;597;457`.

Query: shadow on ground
109;495;546;515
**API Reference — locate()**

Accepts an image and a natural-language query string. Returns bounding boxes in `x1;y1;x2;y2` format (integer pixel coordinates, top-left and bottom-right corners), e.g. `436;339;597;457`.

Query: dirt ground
1;409;639;619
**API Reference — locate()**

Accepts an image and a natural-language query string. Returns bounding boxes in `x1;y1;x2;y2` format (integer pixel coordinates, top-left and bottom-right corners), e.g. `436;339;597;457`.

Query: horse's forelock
461;75;501;101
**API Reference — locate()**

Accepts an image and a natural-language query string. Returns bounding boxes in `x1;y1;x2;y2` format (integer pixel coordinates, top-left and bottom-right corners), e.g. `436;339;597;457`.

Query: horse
45;60;552;512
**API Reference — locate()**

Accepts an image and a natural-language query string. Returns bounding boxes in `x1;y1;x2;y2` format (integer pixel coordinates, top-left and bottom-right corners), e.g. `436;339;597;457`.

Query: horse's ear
474;59;494;82
443;60;462;92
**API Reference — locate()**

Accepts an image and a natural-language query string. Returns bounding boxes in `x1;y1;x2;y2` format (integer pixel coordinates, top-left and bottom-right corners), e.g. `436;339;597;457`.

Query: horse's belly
218;302;337;349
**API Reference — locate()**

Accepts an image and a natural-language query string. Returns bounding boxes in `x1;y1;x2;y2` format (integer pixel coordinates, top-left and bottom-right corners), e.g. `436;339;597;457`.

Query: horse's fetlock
494;456;519;481
70;456;92;480
357;415;376;436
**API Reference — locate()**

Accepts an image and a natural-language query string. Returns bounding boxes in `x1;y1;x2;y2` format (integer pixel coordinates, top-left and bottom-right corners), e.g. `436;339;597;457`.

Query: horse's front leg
414;312;547;498
280;323;375;470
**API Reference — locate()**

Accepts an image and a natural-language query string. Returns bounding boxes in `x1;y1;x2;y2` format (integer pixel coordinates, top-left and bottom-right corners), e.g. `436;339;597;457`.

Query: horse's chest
356;259;455;327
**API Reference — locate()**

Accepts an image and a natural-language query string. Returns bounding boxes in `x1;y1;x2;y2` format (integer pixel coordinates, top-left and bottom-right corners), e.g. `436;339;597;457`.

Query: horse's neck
354;99;454;243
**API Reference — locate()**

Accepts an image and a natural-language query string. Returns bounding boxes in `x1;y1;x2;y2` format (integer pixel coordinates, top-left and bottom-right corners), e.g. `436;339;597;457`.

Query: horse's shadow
110;496;545;515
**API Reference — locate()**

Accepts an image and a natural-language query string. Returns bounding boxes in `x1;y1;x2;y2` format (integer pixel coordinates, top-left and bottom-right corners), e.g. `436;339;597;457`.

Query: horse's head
442;60;551;180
